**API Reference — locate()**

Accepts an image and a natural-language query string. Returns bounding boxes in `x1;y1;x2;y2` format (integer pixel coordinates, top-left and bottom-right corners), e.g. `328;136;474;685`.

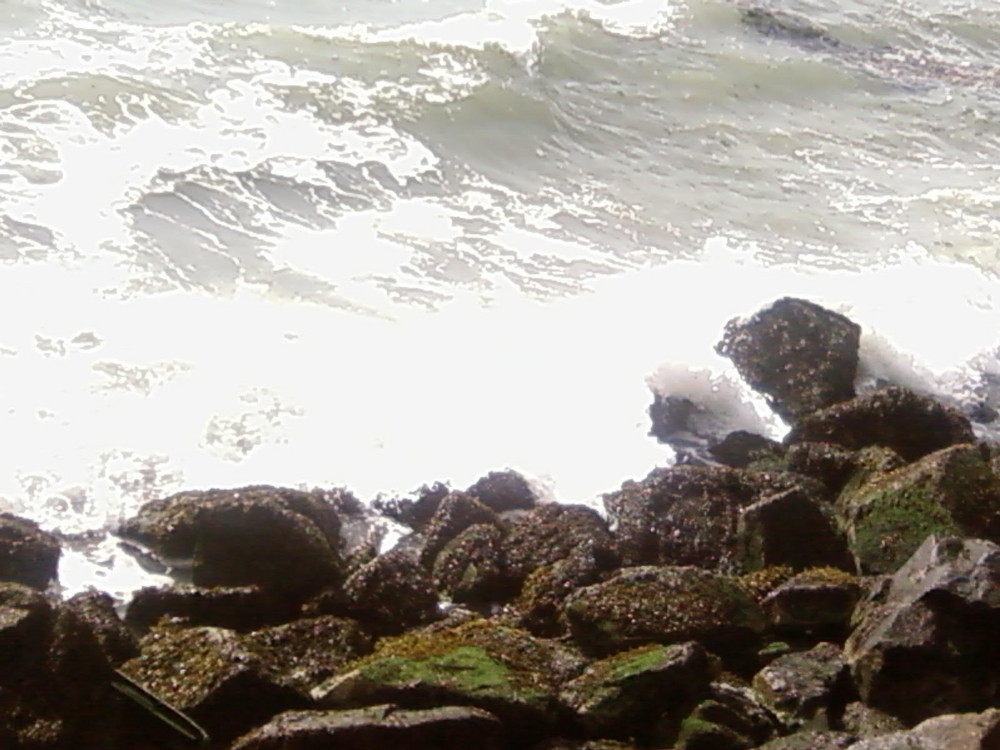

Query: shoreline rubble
4;296;1000;748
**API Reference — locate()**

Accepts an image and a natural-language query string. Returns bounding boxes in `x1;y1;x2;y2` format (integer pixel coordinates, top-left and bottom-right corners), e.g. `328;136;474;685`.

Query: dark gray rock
517;547;616;637
337;547;440;636
65;589;138;666
0;512;60;590
752;642;852;731
760;567;861;636
118;486;343;601
846;708;1000;749
786;387;975;463
786;442;859;494
845;535;1000;725
736;487;855;573
230;704;505;750
431;523;513;605
560;641;717;741
716;298;861;422
418;492;501;569
563;565;766;660
118;624;308;745
125;583;298;633
665;680;783;750
466;470;537;513
710;431;787;469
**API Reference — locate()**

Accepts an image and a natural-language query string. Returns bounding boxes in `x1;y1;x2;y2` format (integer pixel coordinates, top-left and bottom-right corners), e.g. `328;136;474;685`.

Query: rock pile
5;299;1000;749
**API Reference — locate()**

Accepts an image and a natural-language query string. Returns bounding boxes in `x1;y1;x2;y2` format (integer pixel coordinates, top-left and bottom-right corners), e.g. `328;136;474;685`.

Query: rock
760;567;861;637
836;443;1000;574
230;704;505;750
312;619;584;742
245;615;373;691
715;298;861;422
560;641;717;741
840;702;906;739
786;442;859;494
125;583;298;633
418;492;501;569
648;394;698;443
431;524;513;605
756;731;858;749
517;547;616;637
503;504;616;587
665;680;782;750
65;589;138;666
752;642;852;731
736;487;855;573
563;566;766;662
845;535;1000;725
535;741;640;750
118;486;343;601
710;431;787;469
0;512;61;590
786;387;975;463
336;547;440;636
118;624;308;744
466;470;538;513
604;465;827;572
371;482;450;532
846;708;1000;749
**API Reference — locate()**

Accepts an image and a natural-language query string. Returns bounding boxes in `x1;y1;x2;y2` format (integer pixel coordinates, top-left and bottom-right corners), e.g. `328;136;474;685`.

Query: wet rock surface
10;298;1000;749
716;297;861;422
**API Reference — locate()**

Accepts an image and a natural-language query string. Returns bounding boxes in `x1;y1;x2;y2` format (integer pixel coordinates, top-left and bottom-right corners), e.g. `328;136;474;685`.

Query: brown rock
0;512;60;590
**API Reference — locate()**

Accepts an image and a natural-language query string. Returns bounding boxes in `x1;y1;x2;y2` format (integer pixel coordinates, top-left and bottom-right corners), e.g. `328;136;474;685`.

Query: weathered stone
710;431;787;469
846;708;1000;749
313;620;584;742
118;486;342;600
563;566;766;660
845;535;1000;725
65;589;138;666
431;524;513;605
338;547;440;636
604;465;827;572
752;642;852;731
418;492;501;569
125;583;298;633
737;488;855;573
0;512;60;590
119;624;308;744
760;567;861;635
786;387;975;463
648;394;698;444
786;442;859;494
504;504;616;586
560;641;717;740
715;298;861;422
230;704;505;750
664;680;782;750
517;547;616;637
245;615;373;691
837;444;1000;574
755;731;857;749
840;702;906;739
371;482;450;532
535;741;640;750
466;470;537;513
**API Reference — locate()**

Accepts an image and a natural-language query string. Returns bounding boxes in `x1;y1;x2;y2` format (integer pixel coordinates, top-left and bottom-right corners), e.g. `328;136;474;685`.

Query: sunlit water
4;0;1000;597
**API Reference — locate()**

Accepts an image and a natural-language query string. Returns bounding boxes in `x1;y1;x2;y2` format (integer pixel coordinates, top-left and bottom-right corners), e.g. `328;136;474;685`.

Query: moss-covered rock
836;444;1000;574
517;547;615;637
312;619;584;741
759;567;861;636
665;680;782;750
230;704;506;750
560;641;717;740
431;523;513;605
562;566;766;662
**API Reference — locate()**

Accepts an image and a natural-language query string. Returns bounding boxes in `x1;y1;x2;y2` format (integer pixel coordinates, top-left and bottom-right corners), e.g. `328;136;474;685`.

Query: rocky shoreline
3;297;1000;749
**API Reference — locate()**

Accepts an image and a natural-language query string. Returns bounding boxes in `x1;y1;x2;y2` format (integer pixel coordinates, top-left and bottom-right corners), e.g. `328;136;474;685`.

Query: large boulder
845;535;1000;726
118;624;308;744
466;470;538;513
230;704;505;750
846;708;1000;749
431;524;513;605
560;641;717;741
759;567;861;637
752;642;852;731
118;486;343;601
417;492;501;569
0;512;60;590
312;619;583;742
786;387;975;463
715;298;861;423
836;444;1000;574
668;679;783;750
125;583;298;633
562;566;766;661
604;465;827;572
517;546;617;637
65;589;138;666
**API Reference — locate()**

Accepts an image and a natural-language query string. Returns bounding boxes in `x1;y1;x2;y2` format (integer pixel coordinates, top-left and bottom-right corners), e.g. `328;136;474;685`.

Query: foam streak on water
3;0;1000;595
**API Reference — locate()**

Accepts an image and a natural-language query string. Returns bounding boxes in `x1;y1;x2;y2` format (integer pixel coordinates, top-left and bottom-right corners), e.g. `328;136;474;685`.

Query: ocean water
4;0;1000;596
